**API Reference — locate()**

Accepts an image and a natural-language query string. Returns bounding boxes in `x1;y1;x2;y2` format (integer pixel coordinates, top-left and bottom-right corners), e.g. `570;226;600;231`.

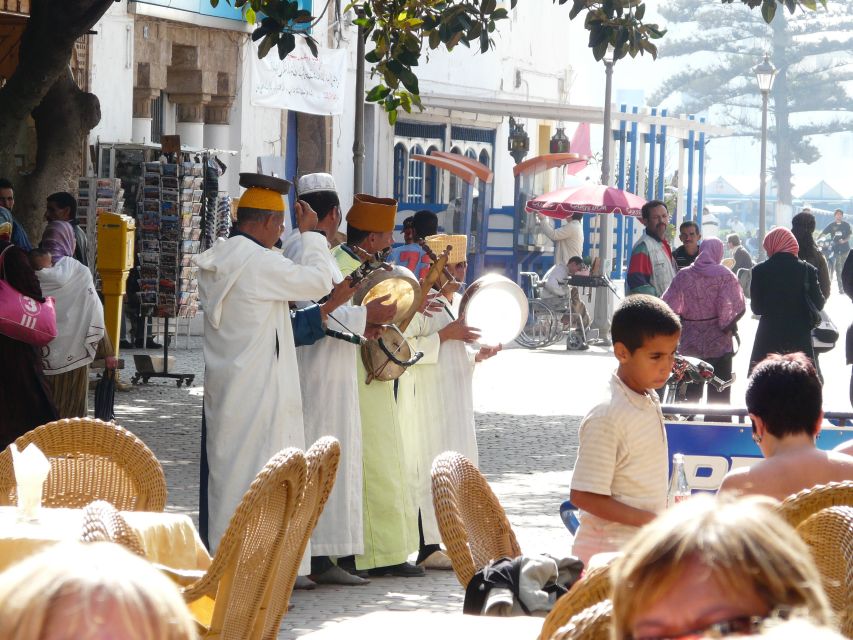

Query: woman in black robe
0;240;58;448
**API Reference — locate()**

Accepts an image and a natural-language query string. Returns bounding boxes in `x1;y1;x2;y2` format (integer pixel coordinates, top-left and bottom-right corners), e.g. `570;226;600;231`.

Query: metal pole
352;18;366;194
758;90;769;261
594;59;614;336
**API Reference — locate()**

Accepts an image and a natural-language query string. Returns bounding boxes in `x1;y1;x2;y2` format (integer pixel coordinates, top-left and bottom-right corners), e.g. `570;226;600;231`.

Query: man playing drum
331;194;423;578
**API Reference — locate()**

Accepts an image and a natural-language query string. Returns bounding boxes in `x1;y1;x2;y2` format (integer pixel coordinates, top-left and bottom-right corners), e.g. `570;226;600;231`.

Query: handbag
0;245;58;346
813;309;839;353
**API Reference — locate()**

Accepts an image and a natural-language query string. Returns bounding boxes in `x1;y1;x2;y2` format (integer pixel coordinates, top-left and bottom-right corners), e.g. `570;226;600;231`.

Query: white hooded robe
194;232;333;552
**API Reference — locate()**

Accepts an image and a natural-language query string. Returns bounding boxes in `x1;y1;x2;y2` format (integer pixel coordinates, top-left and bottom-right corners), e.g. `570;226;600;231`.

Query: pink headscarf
40;220;76;265
690;237;730;277
763;227;799;257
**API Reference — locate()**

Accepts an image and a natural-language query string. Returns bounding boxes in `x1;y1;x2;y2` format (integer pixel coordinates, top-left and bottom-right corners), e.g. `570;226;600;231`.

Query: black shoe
367;562;425;578
145;339;162;349
119;340;135;349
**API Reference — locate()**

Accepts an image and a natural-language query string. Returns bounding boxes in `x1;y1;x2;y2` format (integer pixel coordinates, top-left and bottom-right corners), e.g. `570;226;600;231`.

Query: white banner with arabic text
250;40;347;116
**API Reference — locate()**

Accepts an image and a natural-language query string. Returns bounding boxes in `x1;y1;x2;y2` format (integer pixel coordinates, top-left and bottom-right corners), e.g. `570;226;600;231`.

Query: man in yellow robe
331;194;422;577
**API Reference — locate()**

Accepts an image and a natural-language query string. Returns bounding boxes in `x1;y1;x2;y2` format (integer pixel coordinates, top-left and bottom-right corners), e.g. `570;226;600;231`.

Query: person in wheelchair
540;256;592;332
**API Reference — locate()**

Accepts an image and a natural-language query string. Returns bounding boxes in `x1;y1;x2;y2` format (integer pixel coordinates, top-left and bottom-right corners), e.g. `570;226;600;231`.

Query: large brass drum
460;273;528;346
353;265;420;325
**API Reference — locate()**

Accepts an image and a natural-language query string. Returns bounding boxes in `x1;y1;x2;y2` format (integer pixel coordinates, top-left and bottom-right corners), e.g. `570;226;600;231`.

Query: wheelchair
517;272;592;350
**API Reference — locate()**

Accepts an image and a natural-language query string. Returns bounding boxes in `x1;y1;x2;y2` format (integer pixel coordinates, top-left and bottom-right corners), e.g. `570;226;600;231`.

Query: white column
132;118;152;144
203;124;230;150
175;122;204;149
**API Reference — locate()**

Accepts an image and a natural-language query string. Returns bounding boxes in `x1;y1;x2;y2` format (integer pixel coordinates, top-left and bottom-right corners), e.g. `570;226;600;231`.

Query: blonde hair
611;494;833;640
0;542;196;640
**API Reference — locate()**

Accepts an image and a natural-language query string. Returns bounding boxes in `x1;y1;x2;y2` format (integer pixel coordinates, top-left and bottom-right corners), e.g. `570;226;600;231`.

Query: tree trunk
15;70;102;243
0;0;113;238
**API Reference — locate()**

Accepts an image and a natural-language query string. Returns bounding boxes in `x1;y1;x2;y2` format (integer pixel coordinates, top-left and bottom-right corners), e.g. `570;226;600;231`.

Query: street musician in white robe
399;234;500;567
194;175;334;552
330;194;422;577
286;174;397;585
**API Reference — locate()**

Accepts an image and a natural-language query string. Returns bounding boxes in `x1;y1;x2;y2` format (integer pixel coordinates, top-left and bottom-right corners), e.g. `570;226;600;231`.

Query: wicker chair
795;506;853;637
431;451;521;588
180;447;306;640
539;564;613;640
261;436;341;640
0;418;167;511
550;600;614;640
79;499;146;557
776;481;853;529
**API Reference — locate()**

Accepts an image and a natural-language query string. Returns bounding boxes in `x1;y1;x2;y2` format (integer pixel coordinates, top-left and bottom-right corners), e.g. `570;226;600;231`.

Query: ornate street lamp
508;116;530;165
549;125;570;154
753;53;777;260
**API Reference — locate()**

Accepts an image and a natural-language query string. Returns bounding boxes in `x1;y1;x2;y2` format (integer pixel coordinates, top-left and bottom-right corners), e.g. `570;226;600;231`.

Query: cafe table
0;506;211;573
299;610;545;640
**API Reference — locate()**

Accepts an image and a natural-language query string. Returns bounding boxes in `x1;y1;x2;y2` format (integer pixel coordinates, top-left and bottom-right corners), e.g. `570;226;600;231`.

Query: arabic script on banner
251;40;347;116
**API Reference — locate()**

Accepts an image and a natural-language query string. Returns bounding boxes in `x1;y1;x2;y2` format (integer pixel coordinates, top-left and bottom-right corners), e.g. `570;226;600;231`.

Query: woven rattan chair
79;499;145;557
180;447;306;640
0;418;167;511
795;505;853;637
776;481;853;529
539;564;613;640
261;436;341;640
550;600;614;640
431;451;521;587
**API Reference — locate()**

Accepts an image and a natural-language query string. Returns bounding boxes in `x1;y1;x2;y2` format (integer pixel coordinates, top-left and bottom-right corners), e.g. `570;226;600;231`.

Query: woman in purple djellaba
662;237;745;421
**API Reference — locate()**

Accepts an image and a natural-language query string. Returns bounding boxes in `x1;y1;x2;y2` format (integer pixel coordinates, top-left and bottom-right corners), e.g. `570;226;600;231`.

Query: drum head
353;265;419;325
460;273;529;346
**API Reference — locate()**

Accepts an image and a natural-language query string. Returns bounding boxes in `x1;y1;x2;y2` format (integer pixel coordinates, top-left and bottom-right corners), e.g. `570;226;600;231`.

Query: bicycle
662;355;736;420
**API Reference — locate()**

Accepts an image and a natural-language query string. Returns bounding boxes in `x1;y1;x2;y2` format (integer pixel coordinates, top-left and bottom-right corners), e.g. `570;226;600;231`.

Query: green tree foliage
648;1;852;205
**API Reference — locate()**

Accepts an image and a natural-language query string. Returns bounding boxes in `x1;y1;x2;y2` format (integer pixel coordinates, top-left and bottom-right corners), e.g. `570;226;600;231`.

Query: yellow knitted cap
238;187;284;212
425;234;468;264
346;194;397;232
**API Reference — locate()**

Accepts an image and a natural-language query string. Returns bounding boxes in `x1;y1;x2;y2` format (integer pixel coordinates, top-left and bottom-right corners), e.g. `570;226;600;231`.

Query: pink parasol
525;184;647;219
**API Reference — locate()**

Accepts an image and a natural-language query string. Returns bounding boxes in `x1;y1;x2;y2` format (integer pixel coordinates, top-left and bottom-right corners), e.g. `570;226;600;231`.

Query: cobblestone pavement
105;291;853;637
108;336;581;638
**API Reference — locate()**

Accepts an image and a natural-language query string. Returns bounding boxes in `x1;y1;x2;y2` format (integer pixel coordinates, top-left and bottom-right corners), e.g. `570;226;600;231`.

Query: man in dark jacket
726;234;753;273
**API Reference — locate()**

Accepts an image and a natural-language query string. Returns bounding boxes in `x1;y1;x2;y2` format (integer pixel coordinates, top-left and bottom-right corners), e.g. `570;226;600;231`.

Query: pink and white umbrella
525;184;647;219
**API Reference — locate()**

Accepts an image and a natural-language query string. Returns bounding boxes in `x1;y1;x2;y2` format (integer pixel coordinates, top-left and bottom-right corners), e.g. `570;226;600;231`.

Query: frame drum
460;274;528;346
352;265;420;326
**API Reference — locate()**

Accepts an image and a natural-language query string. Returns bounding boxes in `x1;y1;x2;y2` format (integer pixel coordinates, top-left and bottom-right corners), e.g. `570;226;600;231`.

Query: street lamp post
753;53;777;261
594;46;615;336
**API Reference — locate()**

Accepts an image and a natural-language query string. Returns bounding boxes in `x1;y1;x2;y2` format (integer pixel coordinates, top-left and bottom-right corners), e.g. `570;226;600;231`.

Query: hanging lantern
507;116;530;165
549;126;570;154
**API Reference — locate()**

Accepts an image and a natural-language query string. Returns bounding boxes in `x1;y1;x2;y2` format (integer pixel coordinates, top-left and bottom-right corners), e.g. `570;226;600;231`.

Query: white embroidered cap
297;173;337;196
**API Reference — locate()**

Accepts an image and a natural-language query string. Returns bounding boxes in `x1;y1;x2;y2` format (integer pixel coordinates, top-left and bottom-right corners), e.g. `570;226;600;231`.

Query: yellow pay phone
97;212;135;357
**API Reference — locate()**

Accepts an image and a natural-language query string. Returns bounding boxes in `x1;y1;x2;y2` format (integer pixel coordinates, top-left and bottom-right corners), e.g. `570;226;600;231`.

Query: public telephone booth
409;151;494;279
511;153;588;279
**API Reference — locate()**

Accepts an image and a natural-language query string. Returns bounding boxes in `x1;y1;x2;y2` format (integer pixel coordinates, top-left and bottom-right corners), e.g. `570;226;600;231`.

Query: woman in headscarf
749;227;824;374
37;221;106;418
0;240;58;448
662;237;745;419
792;211;831;299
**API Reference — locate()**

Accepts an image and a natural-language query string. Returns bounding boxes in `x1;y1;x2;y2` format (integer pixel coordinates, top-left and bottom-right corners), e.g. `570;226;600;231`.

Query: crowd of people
196;172;499;586
0;179;112;449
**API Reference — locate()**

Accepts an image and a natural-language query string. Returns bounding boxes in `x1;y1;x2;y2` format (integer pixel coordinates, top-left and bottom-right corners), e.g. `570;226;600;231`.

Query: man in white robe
194;175;334;552
398;234;500;568
285;174;396;586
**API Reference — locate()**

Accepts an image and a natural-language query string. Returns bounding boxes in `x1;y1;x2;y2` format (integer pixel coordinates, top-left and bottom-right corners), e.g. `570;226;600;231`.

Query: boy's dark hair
412;210;438;240
299;191;340;221
346;224;370;246
568;256;585;267
47;192;77;221
29;248;49;258
641;199;667;221
0;178;13;190
402;216;414;229
611;294;681;352
727;233;741;247
746;353;822;438
679;220;699;234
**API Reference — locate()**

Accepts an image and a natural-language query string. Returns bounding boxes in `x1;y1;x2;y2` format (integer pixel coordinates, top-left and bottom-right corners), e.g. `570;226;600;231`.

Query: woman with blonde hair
611;494;833;640
0;541;196;640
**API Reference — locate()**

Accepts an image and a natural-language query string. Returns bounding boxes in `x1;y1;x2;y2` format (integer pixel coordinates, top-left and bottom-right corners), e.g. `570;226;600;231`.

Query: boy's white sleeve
570;413;621;497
